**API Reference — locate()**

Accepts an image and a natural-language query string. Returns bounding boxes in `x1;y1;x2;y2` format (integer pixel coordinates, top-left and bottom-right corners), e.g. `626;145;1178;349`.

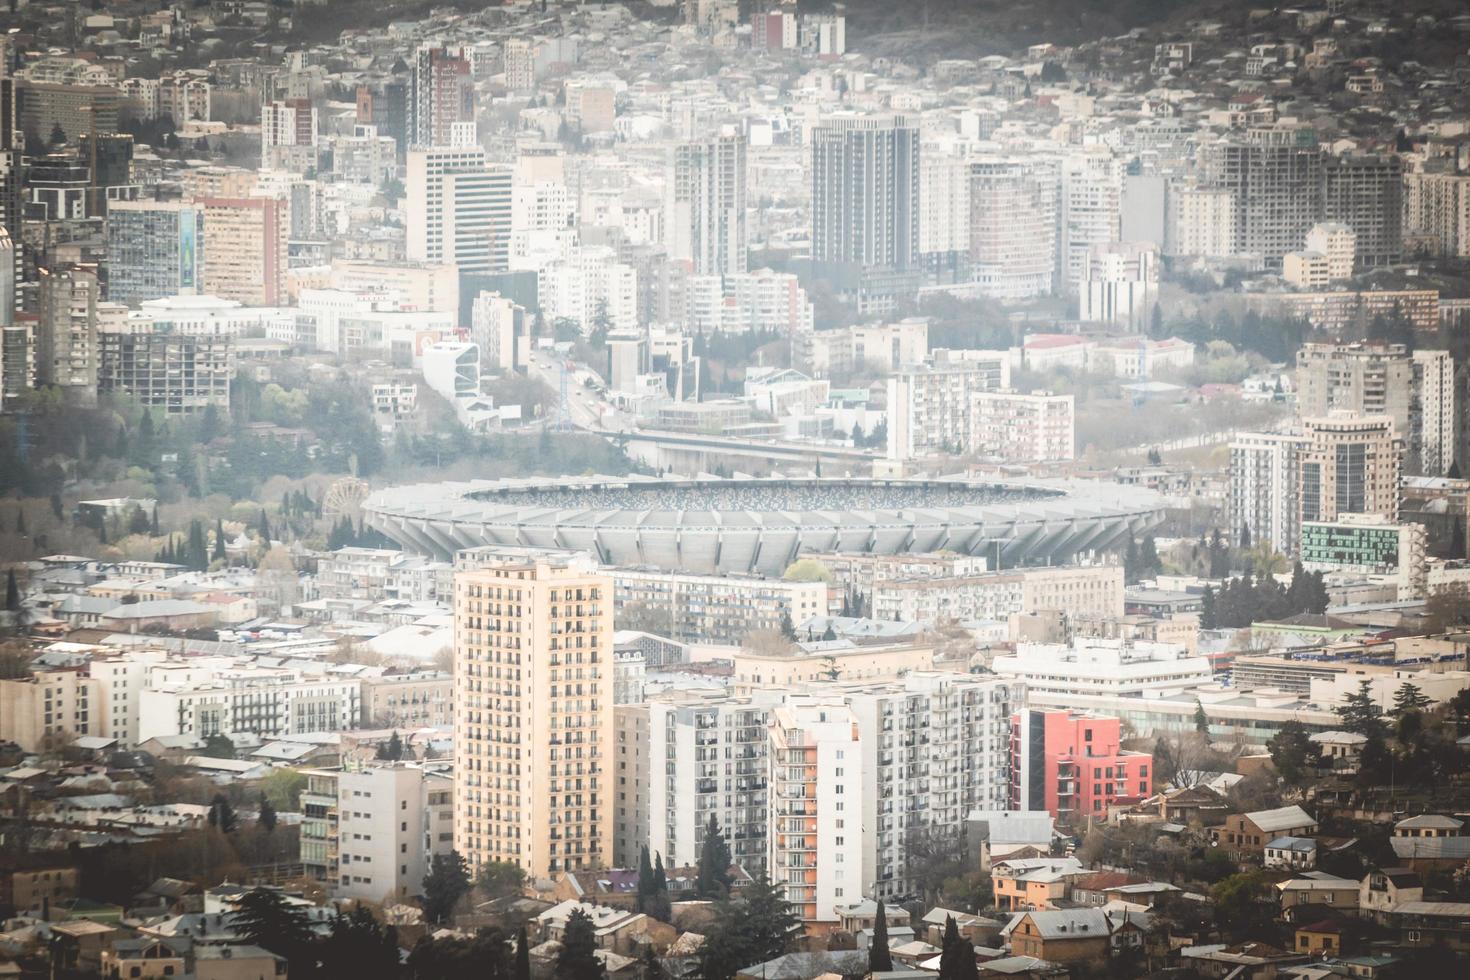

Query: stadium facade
362;476;1164;576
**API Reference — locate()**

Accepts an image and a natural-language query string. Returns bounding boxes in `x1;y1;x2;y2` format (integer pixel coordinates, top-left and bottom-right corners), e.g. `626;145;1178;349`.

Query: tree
514;927;531;980
207;793;238;833
1392;681;1431;714
1194;700;1209;735
1267;720;1322;782
213;518;227;562
778;609;796;640
376;731;404;761
938;916;979;980
869;900;894;973
4;569;18;612
647;852;672;922
258;792;278;834
636;844;655;913
202;733;235;759
556;907;606;980
1239;523;1252;550
422;851;472;924
1200;584;1216;629
1335;679;1385;737
477;860;526;900
697;814;734;898
321;904;400;980
232;887;317;961
698;873;798;980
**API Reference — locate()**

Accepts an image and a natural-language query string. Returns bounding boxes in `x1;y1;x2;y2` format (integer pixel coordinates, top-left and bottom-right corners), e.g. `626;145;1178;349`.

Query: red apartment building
1010;709;1152;822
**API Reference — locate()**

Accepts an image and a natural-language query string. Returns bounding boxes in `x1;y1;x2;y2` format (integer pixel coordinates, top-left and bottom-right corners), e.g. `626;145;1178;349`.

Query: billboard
179;207;198;293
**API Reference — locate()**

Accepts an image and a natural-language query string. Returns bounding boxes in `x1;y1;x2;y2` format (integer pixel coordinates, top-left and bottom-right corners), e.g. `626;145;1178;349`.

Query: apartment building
641;689;780;876
1077;242;1158;328
301;762;454;901
36;268;100;405
612;702;651;869
971;390;1075;463
1244;289;1440;335
136;664;362;742
0;669;103;752
1229;431;1310;552
969;157;1057;300
1402;172;1470;258
769;696;866;935
1010;709;1152;820
1298;414;1403;527
884;362;1007;458
453;548;613;877
806;552;991;598
1300;513;1428;600
810;114;920;280
667;129;747;277
360;672;453;729
870;564;1125;625
317;547;453;602
199;197;286;306
612;568;827;645
1058;149;1123;292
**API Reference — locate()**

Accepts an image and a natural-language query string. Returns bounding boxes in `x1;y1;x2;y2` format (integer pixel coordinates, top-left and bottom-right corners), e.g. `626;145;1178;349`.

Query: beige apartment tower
453;548;614;878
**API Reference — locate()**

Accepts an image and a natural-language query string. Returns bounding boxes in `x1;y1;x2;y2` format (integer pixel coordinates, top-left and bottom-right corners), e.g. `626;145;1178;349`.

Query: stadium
362;475;1165;576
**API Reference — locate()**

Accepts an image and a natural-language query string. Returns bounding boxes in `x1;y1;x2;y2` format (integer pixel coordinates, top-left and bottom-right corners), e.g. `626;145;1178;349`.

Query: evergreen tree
1392;681;1431;714
1140;534;1162;577
869;900;894;973
648;852;672;922
321;904;399;980
259;508;272;544
14;508;25;535
422;851;472;924
1123;536;1140;584
207;793;238;833
556;908;606;980
1200;585;1217;630
1239;523;1252;550
232;887;317;962
1267;720;1322;782
258;792;278;833
696;814;734;898
376;731;404;761
938;916;979;980
636;844;654;914
778;609;796;640
1335;679;1385;737
150;503;159;537
5;569;19;612
1194;700;1209;735
698;873;797;980
514;927;531;980
214;518;227;562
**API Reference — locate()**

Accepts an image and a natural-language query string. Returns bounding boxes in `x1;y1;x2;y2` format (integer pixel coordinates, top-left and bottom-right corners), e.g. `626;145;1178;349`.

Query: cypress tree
869;900;894;973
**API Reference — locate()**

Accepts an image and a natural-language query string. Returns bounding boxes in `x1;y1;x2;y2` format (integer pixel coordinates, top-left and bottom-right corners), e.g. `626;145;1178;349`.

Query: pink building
1009;709;1152;822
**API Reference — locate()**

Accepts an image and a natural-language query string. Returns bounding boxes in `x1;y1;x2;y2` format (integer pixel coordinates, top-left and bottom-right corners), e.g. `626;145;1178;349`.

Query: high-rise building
1163;184;1235;258
971;390;1076;463
1323;154;1402;268
639;689;780;877
969;158;1057;300
1295;342;1455;476
810;114;920;288
1058;149;1123;292
96;319;232;415
355;80;409;162
918;143;971;272
1402;172;1470;258
1298;413;1403;527
411;47;476;149
301;762;454;902
1229;431;1309;552
453;548;614;878
1204;127;1325;268
1010;709;1152;820
0;75;22;309
260;97;318;168
469;290;528;373
503;38;536;94
1077;241;1158;328
667;129;747;277
15;80;119;145
105;200;204;306
406;146;512;274
199;197;286;306
36;267;99;405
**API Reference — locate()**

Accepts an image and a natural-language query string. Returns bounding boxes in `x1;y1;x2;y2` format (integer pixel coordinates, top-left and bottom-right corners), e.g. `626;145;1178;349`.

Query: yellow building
453;548;613;878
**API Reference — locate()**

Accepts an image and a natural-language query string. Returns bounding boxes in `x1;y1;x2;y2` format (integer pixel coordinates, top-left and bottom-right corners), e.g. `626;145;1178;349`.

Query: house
1293;920;1346;957
533;900;668;957
1212;806;1318;858
836;898;912;934
1178;942;1308;979
734;950;868;979
992;857;1086;912
1393;814;1463;838
890;939;943;967
918;907;1004;948
1388;834;1470;871
3;867;80;914
1359;869;1422;922
967;810;1056;870
1125;785;1234;826
1102;882;1182;907
1275;875;1360;914
1070;872;1143;907
1001;908;1111;965
1309;731;1367;771
977;955;1070;977
1382;901;1470;951
1263;837;1317;870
